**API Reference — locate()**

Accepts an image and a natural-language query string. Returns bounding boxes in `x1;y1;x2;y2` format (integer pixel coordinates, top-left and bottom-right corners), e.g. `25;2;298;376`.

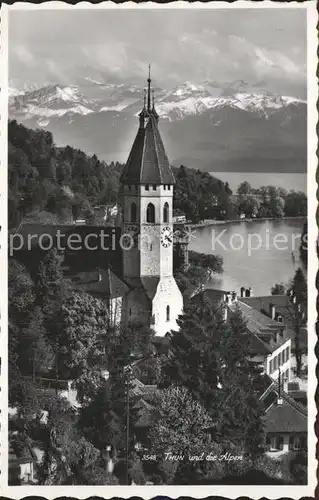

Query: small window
163;202;169;223
145;184;149;191
135;185;138;191
149;243;153;251
168;185;171;190
164;185;166;190
278;352;282;366
129;308;132;316
146;203;155;223
128;185;132;191
166;305;170;322
153;184;157;190
269;360;273;374
270;436;283;451
289;436;301;451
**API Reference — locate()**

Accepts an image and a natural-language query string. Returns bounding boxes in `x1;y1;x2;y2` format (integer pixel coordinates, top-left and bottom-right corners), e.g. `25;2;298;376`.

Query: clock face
161;226;173;248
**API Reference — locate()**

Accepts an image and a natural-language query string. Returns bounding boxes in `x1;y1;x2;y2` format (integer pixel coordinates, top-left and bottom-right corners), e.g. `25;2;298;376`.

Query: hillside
8;120;122;228
8;120;232;228
9;80;307;172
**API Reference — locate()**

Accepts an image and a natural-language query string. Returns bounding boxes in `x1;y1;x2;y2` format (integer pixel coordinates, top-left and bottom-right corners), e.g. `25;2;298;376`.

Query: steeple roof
120;66;175;186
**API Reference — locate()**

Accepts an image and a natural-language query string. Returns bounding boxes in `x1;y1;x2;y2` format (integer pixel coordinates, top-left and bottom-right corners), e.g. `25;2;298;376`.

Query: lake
189;218;306;296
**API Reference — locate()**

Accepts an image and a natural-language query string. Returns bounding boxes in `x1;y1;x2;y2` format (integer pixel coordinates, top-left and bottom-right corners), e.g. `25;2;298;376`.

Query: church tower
119;66;184;336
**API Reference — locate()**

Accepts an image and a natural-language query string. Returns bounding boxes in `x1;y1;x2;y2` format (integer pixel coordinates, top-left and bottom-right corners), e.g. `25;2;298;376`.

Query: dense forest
8;120;122;228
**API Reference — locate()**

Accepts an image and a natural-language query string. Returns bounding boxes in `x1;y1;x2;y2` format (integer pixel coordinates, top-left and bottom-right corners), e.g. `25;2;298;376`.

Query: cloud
8;8;306;97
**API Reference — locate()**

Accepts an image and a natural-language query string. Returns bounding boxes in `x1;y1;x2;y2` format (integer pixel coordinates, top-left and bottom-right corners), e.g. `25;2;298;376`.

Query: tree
9;259;36;317
288;268;307;377
299;222;307;268
174;251;223;301
217;305;265;455
38;396;114;485
271;283;286;295
148;386;224;484
78;385;122;452
284;191;307;217
237;181;251;196
35;249;64;306
20;307;55;378
161;297;222;414
58;292;110;405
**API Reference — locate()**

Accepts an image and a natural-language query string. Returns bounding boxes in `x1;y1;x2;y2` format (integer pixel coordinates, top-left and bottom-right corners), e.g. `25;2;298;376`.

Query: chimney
232;291;237;303
240;286;245;298
269;303;276;320
245;287;252;298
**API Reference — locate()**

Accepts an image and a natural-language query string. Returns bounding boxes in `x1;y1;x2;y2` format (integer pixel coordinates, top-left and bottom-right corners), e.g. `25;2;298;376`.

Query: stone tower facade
119;67;184;336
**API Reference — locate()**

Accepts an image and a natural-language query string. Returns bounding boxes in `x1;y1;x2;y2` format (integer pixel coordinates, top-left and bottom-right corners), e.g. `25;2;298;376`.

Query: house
258;375;307;457
191;288;293;382
9;440;35;485
9;434;45;485
240;293;308;374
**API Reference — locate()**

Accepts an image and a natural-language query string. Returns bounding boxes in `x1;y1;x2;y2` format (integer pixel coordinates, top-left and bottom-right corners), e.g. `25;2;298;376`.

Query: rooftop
264;397;307;433
72;267;129;299
120;72;175;186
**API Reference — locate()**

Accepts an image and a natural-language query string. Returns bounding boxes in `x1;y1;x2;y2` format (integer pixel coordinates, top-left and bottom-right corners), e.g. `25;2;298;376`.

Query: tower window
166;305;170;322
168;185;171;190
129;308;132;316
163;202;169;223
153;184;157;190
164;185;166;190
131;202;137;222
146;203;155;223
145;184;149;191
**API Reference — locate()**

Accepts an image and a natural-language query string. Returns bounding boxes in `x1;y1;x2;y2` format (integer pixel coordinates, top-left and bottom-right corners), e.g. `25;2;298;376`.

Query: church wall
152;277;184;336
110;297;123;327
124;288;151;326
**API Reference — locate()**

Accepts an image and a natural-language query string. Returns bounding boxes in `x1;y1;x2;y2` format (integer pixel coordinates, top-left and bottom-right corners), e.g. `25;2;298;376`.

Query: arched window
163;202;169;223
146;203;155;223
131;202;137;222
166;305;170;322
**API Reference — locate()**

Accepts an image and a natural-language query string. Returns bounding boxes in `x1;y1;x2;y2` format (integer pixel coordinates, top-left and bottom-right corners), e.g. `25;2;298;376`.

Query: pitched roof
264;397;307;433
72;268;129;298
231;300;292;354
240;294;295;327
120;114;175;185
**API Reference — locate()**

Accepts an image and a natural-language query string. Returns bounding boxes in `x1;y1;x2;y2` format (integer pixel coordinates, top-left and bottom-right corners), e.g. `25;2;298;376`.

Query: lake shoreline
188;216;306;229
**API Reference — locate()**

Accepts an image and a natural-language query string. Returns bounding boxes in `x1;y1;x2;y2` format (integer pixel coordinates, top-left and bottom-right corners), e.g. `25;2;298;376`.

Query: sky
9;7;307;97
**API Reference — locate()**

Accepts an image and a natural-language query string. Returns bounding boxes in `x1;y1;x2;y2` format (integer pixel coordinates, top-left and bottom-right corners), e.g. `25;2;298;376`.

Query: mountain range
9;79;307;173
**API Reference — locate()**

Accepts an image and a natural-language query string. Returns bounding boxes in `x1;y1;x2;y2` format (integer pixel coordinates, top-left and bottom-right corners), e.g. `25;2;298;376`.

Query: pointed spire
143;88;146;109
152;89;155;109
147;63;151;111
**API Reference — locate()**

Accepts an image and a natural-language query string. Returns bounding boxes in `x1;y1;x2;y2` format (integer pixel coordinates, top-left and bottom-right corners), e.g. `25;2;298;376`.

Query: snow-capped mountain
9;80;306;173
